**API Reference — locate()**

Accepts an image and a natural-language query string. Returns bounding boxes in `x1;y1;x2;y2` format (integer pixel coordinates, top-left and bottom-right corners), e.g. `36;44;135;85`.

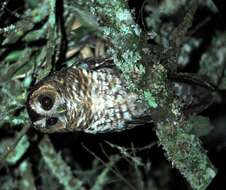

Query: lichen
156;119;216;190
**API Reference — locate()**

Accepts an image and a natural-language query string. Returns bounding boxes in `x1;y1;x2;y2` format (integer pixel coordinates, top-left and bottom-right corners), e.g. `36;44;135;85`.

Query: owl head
26;79;68;133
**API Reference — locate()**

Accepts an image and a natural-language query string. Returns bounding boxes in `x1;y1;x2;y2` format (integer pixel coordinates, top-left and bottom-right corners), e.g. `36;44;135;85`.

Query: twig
82;143;137;190
90;155;119;190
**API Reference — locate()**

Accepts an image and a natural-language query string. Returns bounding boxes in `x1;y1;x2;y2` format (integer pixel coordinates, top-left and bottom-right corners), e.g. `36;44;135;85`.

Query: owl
26;58;151;133
27;58;218;134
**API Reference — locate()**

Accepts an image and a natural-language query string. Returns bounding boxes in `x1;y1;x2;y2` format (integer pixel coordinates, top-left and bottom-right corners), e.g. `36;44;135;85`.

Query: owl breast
59;67;150;133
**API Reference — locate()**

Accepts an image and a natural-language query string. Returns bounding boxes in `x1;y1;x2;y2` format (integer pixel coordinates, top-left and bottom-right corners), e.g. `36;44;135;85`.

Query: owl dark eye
39;95;54;110
46;117;58;126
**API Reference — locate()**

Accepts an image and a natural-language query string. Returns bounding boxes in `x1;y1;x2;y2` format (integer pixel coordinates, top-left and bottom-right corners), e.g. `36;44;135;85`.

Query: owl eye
46;117;58;126
39;95;54;110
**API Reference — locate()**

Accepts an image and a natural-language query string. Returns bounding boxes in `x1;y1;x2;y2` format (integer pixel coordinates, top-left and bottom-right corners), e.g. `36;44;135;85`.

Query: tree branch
76;0;217;189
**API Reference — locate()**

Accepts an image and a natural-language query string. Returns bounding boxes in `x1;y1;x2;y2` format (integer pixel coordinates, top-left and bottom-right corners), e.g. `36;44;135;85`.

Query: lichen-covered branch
76;0;217;189
75;0;145;91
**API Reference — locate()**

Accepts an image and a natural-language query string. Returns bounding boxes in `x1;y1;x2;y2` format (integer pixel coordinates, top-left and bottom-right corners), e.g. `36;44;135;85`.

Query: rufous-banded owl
26;58;151;133
27;58;217;133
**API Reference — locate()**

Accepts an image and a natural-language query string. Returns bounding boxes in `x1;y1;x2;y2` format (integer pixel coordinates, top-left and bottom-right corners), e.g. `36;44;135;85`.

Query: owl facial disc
27;84;68;133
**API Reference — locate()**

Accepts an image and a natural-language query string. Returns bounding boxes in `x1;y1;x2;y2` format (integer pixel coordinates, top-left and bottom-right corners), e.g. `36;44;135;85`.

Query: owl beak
56;106;67;114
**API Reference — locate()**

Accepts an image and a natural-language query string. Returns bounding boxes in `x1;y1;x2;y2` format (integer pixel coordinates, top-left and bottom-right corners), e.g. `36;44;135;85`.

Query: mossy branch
77;0;217;189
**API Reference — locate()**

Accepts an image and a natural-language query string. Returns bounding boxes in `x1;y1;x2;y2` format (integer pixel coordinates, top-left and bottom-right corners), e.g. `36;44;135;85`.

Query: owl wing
125;115;153;128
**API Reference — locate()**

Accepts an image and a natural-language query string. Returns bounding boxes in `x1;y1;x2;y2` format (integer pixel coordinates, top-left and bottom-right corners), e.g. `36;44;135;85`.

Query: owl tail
168;73;222;116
